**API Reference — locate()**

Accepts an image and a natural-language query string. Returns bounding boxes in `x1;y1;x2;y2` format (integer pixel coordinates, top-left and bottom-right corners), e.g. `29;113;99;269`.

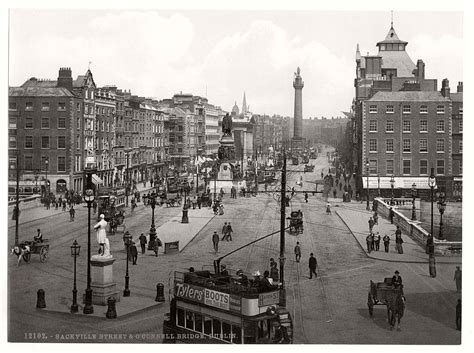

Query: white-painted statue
94;214;108;255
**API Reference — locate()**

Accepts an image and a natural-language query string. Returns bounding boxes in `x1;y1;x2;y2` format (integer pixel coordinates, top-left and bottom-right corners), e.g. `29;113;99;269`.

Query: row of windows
20;155;67;173
368;159;450;176
369;104;446;114
368;138;452;153
9;136;67;149
368;119;450;133
9;102;68;111
15;116;67;129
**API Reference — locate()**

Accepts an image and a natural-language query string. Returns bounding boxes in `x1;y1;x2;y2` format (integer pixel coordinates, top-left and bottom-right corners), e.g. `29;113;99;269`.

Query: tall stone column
293;67;304;147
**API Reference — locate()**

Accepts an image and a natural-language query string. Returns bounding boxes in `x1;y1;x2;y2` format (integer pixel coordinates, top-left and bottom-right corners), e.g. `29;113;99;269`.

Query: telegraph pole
279;149;287;306
14;151;20;246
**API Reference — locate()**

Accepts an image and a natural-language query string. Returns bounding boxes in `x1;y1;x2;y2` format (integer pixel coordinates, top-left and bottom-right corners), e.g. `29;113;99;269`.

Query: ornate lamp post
70;240;81;313
365;160;370;211
411;183;417;221
45;159;49;196
437;191;446;240
181;182;189;224
83;176;95;314
123;231;132;297
148;192;157;249
390;175;395;206
427;168;437;277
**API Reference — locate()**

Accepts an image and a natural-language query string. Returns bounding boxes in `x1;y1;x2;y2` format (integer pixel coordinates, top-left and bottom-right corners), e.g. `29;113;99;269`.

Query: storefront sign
175;281;241;313
258;291;280;307
363;177;433;190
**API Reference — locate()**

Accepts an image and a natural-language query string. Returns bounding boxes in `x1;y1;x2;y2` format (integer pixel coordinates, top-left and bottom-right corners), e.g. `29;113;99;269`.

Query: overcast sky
7;6;465;118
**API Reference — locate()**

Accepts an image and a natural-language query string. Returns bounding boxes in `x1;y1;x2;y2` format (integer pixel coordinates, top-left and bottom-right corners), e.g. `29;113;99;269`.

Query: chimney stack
57;67;73;91
441;78;450;97
416;59;425;80
457;82;463;93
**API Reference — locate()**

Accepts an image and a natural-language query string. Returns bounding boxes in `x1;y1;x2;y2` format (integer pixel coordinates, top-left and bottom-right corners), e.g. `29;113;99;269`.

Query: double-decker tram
163;268;293;344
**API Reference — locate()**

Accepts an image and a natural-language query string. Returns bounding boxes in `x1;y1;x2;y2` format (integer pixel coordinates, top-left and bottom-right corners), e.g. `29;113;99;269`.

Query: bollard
36;289;46;309
156;283;165;302
105;297;117;319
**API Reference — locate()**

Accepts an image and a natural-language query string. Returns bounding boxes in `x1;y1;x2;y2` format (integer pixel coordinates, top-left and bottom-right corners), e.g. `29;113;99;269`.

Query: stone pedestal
90;255;120;305
217;162;233;181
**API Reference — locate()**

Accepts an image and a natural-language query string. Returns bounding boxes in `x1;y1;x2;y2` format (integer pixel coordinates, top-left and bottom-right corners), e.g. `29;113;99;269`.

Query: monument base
89;255;120;306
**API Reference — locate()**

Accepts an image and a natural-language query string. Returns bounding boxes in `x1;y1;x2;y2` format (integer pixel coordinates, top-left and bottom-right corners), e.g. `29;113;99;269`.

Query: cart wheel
40;247;48;263
368;293;374;317
22;252;31;263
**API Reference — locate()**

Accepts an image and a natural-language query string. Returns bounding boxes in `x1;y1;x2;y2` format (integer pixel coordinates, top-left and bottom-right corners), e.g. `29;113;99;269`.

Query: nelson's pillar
293;67;304;149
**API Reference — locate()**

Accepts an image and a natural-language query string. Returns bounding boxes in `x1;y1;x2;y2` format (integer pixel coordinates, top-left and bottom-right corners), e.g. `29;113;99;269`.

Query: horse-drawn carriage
304;164;314;173
200;194;213;207
17;239;49;263
166;197;182;207
108;210;126;234
287;210;303;234
367;278;406;330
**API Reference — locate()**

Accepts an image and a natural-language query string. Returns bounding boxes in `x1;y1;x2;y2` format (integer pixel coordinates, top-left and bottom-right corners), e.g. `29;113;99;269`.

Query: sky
7;4;465;119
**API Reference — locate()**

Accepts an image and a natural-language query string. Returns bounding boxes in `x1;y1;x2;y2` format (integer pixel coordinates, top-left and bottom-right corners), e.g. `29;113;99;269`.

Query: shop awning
92;174;104;185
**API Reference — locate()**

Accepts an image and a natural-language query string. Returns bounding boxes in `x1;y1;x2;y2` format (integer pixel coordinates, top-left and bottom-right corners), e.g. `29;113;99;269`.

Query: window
459;120;463;132
386;105;394;113
403;160;411;175
386;120;394;132
420;160;428;175
399;44;404;50
178;125;184;131
420;105;428;114
41;117;50;129
58;136;66;149
386;160;394;175
402;120;411;133
212;319;222;339
41;136;50;149
419;139;428;153
436;120;445;133
9;136;17;148
459;107;463;115
437;160;445;175
58;156;66;172
25;102;33;111
58;117;66;129
420;120;428;133
369;139;377;152
369;105;377;113
369;120;377;132
58;102;66;111
402;139;411;152
24;156;33;171
9;102;17;110
386;139;394;152
459;140;462;153
437;105;445;114
177;308;184;327
436;139;445;153
178;136;183;143
9;117;17;129
76;103;81;112
41;102;50;111
25;136;33;149
381;44;386;51
402;105;411;114
369;160;377;174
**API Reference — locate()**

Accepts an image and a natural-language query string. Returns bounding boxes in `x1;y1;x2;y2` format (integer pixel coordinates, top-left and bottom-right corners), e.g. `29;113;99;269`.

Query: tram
163;268;293;344
96;187;126;221
257;169;276;184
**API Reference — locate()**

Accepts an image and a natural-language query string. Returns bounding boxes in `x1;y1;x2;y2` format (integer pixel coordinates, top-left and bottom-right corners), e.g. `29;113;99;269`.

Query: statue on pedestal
222;113;233;136
94;214;109;256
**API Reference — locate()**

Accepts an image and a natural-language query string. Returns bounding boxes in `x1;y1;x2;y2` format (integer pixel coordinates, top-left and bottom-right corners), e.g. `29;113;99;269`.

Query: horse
387;292;406;331
11;244;31;266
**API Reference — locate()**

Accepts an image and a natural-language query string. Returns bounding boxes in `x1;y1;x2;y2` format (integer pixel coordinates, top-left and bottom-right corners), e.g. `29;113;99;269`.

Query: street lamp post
83;174;96;314
148;192;157;249
428;168;437;278
377;175;381;197
437;192;446;240
390;175;395;206
123;231;132;297
45;159;49;197
125;153;130;207
365;160;370;211
70;240;81;313
181;183;189;223
411;183;417;221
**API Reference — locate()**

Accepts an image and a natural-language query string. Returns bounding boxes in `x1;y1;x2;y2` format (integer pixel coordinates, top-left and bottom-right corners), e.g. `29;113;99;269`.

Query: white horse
11;245;31;266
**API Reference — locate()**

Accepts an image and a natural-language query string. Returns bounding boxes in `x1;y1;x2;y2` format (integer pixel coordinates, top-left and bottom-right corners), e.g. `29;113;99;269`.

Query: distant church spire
242;92;248;115
391;10;393;28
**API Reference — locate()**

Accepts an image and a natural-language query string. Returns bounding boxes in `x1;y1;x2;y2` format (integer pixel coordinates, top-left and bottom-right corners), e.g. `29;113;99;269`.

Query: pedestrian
456;299;461;330
222;222;228;240
92;200;97;214
294;242;301;263
383;234;390;253
139;233;147;254
373;211;378;225
392;270;402;288
309;253;317;279
339;182;342;191
333;188;337;198
326;203;331;215
389;207;394;224
212;231;219;253
270;258;277;269
55;200;59;210
197;195;202;209
69;206;75;221
368;217;375;232
395;226;404;254
219;203;224;215
227;222;233;241
130;241;138;265
366;233;373;253
153;237;162;257
374;232;381;251
62;200;67;211
270;262;279;283
454;266;462;292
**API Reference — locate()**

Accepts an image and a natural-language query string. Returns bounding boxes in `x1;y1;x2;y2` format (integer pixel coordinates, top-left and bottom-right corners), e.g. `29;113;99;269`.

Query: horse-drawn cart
304;164;314;173
287;211;303;235
20;240;49;263
367;278;406;330
166;197;182;207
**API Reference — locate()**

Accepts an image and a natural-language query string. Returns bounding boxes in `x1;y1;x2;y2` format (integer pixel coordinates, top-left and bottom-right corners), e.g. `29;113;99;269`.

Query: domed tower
231;101;239;117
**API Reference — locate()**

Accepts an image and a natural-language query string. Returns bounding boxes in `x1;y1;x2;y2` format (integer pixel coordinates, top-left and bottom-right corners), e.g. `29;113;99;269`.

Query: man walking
383;234;390;253
222;222;228;241
294;242;301;263
454;266;462;292
368;217;375;232
212;231;220;253
374;233;381;251
389;207;394;224
395;226;404;254
304;192;308;203
69;206;75;222
309;253;317;279
227;222;233;241
139;233;147;254
130;241;138;265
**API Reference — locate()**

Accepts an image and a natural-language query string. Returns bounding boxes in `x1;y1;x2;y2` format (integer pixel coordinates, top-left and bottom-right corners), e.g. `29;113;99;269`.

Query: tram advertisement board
175;281;241;313
258;291;280;306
